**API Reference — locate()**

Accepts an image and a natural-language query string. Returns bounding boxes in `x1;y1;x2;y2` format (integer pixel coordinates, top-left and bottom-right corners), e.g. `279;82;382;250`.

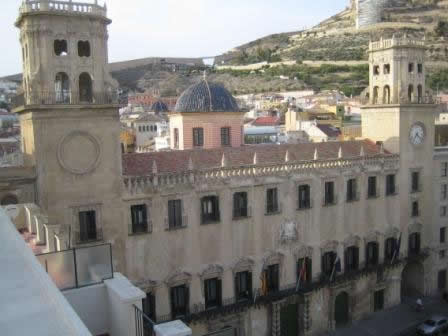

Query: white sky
1;0;347;77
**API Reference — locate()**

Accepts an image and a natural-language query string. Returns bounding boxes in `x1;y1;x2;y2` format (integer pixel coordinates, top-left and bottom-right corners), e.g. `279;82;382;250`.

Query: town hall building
4;1;447;336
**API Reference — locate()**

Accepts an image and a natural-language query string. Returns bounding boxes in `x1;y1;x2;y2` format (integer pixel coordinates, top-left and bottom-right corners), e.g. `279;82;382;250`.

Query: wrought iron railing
157;252;430;324
36;243;113;291
134;304;155;336
11;91;119;109
74;227;103;245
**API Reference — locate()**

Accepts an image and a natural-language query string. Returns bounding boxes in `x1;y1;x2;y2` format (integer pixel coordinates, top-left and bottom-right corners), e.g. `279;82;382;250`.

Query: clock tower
13;0;125;268
361;36;439;295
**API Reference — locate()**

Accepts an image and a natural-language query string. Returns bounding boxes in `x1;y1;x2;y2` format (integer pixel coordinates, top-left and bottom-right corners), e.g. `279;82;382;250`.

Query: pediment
165;269;192;286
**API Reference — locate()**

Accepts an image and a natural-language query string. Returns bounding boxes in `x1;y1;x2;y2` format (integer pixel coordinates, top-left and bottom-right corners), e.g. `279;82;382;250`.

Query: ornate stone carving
320;240;338;254
133;278;158;292
165;269;192;287
199;264;224;280
232;257;254;274
279;220;298;244
262;251;284;267
385;226;399;239
293;245;313;259
57;131;101;175
343;234;361;248
364;230;381;243
409;222;422;234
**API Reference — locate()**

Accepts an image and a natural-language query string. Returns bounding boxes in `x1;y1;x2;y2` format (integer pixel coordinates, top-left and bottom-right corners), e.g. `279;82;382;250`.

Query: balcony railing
12;91;119;109
134;304;155;336
36;243;113;291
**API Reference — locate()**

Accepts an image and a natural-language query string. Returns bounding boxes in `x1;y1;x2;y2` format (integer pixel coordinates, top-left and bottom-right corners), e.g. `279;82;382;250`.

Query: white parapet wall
154;320;192;336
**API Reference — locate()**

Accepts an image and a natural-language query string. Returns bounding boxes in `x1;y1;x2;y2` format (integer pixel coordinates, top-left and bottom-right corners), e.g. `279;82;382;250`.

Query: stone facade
8;2;445;336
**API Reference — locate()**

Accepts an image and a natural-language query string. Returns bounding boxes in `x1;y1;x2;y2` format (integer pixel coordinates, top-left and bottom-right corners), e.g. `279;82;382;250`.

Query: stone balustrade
123;154;400;196
20;0;107;17
369;37;426;51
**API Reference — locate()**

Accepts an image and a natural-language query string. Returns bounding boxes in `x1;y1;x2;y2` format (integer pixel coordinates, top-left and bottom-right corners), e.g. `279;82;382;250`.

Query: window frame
78;210;98;243
346;178;358;202
411;171;421;193
266;187;279;214
168;199;184;229
221;127;231;147
266;264;280;293
200;195;220;224
367;176;378;198
170;284;189;319
324;181;336;206
130;204;149;235
193;127;204;147
441;227;446;244
298;184;311;210
204;277;222;309
386;174;396;196
235;271;252;301
366;241;379;267
233;191;249;219
344;246;359;273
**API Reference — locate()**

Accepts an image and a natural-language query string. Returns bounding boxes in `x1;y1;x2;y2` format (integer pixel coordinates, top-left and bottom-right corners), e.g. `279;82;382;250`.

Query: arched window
1;194;18;206
408;85;414;103
417;85;423;103
383;86;390;104
79;73;93;103
55;72;70;103
373;86;379;104
54;40;68;56
78;41;91;57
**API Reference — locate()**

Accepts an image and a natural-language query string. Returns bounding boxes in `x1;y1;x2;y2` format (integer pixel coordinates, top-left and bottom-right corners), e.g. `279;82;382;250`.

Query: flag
261;270;268;296
391;232;402;263
330;256;341;282
295;259;307;291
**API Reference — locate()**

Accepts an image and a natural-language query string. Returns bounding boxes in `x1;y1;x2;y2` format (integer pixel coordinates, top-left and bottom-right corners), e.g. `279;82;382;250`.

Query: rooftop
122;140;385;176
251;116;281;127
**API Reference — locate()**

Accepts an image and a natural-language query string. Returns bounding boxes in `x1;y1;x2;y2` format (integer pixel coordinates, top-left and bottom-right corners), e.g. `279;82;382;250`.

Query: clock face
409;123;425;146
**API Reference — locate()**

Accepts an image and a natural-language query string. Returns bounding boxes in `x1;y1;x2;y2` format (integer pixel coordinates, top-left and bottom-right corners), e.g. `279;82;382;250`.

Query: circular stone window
57;131;101;175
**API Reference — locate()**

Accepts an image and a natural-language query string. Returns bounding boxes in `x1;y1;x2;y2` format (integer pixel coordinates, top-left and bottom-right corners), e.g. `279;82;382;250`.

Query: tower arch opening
373;86;379;104
383;85;390;104
79;72;93;103
408;85;414;103
55;72;70;103
78;41;91;57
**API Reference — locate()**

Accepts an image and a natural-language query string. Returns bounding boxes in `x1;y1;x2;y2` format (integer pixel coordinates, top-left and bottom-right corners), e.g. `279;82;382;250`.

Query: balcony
36;243;113;291
11;91;119;109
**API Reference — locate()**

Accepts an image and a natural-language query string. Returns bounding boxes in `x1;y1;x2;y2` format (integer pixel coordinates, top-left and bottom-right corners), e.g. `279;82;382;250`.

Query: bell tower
14;0;124;266
361;36;438;295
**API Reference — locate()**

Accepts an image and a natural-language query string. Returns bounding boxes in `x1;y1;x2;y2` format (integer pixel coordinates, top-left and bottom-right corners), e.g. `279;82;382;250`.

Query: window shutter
170;287;175;319
217;279;222;306
215;196;220;221
248;272;253;298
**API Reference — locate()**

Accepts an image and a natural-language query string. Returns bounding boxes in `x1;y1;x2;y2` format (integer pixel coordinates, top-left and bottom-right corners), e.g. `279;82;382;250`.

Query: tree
435;21;448;37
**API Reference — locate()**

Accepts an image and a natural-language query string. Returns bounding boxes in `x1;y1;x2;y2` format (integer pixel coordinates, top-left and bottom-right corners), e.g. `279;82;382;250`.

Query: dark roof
316;124;341;138
174;79;239;113
150;101;169;113
122;140;386;176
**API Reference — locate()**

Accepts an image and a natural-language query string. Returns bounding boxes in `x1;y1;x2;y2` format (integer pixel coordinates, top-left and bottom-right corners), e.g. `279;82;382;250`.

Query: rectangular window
384;238;396;262
204;278;221;309
346;178;357;202
168;199;183;229
441;227;446;244
373;65;380;75
366;242;379;267
411;201;419;217
130;204;148;234
174;128;179;148
383;64;390;74
417;64;423;74
298;184;311;209
235;271;252;301
440;250;446;260
233;192;248;218
221;127;231;146
170;285;188;319
408;233;421;256
367;176;377;198
442;206;447;217
321;252;336;277
266;264;279;293
442;162;448;177
266;188;279;214
409;63;414;73
324;181;335;205
345;246;359;273
374;290;384;312
201;196;220;224
411;171;420;192
442;184;448;200
142;292;156;322
297;257;312;285
193;128;204;147
386;174;396;196
79;210;97;242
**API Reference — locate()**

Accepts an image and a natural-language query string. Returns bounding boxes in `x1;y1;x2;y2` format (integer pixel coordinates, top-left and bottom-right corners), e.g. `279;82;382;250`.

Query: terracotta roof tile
252;117;281;126
122;140;387;176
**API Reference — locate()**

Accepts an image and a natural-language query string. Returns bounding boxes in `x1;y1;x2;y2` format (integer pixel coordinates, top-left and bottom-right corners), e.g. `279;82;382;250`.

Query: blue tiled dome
150;100;169;113
174;80;239;113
